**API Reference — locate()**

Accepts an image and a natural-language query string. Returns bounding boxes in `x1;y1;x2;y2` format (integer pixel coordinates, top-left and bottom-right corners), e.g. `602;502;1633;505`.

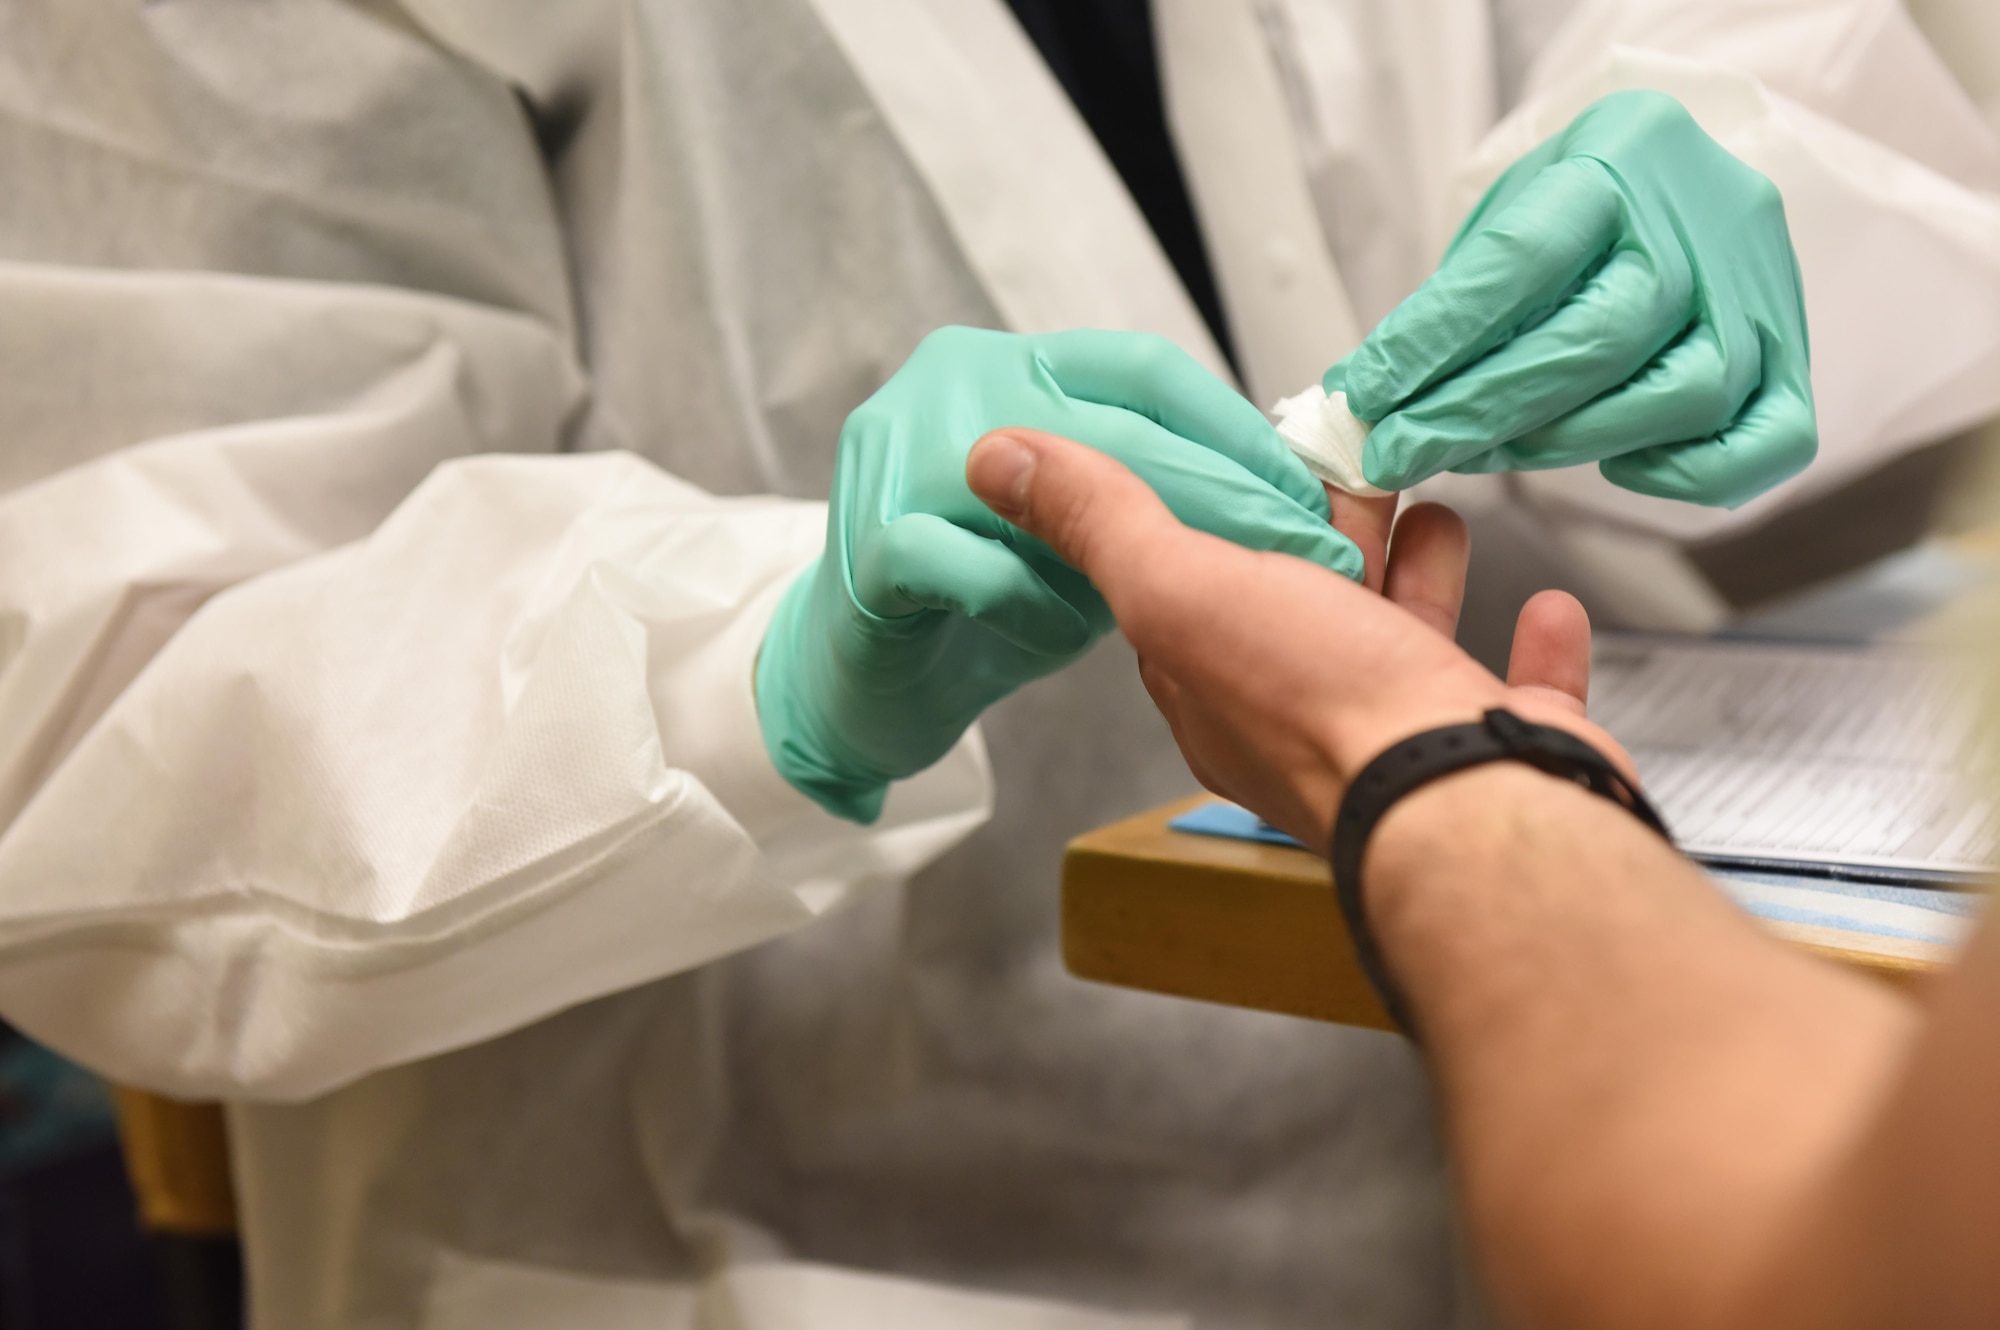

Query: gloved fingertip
1290;453;1334;521
1048;606;1095;655
1327;536;1367;583
991;601;1093;658
1329;350;1391;423
1360;437;1417;493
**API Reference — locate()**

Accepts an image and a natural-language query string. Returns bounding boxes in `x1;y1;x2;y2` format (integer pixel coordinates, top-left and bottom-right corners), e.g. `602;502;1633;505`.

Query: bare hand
967;428;1628;849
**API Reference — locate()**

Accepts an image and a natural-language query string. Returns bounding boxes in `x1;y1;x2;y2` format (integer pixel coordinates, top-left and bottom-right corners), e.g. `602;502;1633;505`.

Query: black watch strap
1330;709;1672;1037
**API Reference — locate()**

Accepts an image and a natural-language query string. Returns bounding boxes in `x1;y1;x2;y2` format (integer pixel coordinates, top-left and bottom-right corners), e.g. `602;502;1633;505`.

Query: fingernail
968;432;1036;518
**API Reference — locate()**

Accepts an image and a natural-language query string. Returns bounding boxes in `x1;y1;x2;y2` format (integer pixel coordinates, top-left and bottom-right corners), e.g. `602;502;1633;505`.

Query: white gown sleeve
1465;0;2000;540
0;265;990;1103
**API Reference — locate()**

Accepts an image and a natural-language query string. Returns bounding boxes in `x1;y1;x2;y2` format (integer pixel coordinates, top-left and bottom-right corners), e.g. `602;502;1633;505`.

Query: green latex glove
758;326;1360;822
1328;89;1815;507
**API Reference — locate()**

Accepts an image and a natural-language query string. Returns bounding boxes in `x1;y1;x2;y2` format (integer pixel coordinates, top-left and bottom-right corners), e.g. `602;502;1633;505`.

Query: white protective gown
0;2;1993;1329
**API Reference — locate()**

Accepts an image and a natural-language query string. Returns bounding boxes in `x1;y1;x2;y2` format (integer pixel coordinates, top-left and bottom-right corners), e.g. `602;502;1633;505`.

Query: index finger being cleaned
1326;488;1400;593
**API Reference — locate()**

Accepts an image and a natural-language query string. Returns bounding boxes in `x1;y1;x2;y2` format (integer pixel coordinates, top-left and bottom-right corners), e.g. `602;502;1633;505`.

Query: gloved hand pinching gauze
1272;385;1387;498
1321;89;1817;508
757;326;1362;822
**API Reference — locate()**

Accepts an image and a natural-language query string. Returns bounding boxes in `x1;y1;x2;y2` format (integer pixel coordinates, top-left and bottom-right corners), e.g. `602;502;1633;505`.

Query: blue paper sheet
1167;799;1984;950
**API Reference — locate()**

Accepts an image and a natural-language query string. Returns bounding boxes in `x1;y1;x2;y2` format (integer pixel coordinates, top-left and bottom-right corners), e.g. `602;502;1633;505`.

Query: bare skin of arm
966;427;2000;1330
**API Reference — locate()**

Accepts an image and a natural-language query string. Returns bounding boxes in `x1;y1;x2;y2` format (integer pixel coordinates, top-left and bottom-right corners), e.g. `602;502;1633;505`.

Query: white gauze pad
1271;384;1391;497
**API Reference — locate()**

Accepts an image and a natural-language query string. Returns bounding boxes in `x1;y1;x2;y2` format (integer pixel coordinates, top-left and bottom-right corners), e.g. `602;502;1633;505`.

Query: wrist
1351;764;1568;1033
1365;762;1567;898
1359;758;1657;975
1331;713;1670;1036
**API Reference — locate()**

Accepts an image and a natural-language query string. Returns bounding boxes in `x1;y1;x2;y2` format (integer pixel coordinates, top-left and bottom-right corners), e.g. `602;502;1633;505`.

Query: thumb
966;428;1185;603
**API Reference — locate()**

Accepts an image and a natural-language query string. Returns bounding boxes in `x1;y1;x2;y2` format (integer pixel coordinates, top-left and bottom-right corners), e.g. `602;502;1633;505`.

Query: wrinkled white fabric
1529;0;2000;190
0;4;998;1104
1271;385;1388;497
1907;0;2000;139
0;2;1478;1329
1257;0;1500;336
0;267;580;834
809;0;1228;378
0;441;992;1100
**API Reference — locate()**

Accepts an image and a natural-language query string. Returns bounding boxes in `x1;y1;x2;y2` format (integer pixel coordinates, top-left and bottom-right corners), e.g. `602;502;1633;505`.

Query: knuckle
1569;157;1625;219
876;514;928;563
918;324;992;365
913;325;958;357
839;402;889;450
1612;88;1692;134
1777;404;1819;464
1342;345;1396;417
1747;172;1787;222
1641;90;1692;128
1124;332;1183;388
924;324;977;349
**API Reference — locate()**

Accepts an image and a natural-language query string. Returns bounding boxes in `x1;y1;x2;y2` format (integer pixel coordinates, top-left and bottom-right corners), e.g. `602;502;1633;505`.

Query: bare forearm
1365;764;1918;1329
958;423;1994;1326
1757;915;2000;1330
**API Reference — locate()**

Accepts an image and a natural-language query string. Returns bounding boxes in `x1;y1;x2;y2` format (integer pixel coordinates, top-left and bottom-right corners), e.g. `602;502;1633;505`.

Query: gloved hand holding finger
1032;328;1333;517
757;326;1363;822
1318;89;1816;507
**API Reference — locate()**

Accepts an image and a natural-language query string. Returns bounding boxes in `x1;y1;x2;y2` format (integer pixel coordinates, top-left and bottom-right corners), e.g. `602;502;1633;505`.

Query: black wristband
1329;709;1672;1037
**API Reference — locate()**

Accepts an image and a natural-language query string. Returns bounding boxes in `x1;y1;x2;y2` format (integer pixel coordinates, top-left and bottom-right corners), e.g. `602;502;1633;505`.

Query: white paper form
1592;637;1998;880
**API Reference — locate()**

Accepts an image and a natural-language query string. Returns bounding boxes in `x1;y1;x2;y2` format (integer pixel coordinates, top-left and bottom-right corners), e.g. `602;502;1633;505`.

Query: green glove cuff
755;559;895;824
